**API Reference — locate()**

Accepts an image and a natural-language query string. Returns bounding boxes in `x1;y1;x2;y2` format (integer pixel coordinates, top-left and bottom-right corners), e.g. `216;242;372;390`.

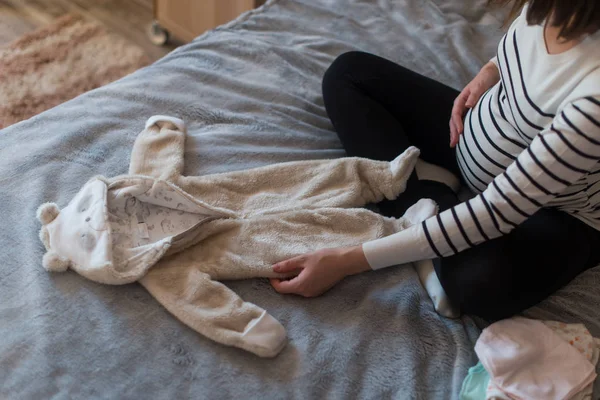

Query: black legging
322;51;600;320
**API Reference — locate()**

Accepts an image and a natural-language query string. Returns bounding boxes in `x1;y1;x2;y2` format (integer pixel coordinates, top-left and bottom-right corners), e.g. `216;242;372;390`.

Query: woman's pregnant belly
455;85;528;194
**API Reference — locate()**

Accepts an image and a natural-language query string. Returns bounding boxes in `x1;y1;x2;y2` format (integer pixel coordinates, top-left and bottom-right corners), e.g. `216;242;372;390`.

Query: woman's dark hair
489;0;600;40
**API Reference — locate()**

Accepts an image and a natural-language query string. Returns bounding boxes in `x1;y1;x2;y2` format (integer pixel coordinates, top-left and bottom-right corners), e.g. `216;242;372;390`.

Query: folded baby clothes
460;362;491;400
542;321;596;364
462;319;600;400
459;361;512;400
475;317;597;400
540;321;600;400
564;341;600;400
586;339;600;400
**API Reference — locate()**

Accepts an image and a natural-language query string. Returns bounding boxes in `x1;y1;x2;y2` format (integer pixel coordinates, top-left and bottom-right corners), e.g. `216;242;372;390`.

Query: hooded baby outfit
36;116;436;357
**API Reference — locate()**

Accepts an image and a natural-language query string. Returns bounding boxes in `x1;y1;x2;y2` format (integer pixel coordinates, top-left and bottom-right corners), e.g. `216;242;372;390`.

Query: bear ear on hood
36;202;60;225
42;251;71;273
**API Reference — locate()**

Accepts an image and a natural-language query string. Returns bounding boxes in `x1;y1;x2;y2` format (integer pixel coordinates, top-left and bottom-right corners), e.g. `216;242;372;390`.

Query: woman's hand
450;61;500;148
269;245;371;297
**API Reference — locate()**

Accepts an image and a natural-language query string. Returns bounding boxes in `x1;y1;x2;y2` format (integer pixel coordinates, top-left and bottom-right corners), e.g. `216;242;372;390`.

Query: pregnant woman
270;0;600;320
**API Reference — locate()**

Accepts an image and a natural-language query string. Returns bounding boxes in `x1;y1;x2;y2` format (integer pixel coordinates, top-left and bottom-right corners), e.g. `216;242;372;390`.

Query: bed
2;0;599;398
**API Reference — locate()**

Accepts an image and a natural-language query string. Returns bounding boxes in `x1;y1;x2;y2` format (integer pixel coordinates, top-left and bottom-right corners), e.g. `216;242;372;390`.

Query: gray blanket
2;0;599;398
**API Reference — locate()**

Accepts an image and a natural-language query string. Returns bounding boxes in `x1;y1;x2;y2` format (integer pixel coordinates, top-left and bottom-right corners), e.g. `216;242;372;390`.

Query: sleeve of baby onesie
139;269;287;358
129;116;187;181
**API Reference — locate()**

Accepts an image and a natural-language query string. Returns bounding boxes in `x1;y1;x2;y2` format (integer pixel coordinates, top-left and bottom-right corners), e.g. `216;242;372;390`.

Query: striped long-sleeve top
363;7;600;269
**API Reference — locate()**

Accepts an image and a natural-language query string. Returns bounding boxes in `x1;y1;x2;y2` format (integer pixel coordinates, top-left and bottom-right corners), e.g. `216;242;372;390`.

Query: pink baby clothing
542;321;596;363
483;320;600;400
475;317;597;400
540;322;600;400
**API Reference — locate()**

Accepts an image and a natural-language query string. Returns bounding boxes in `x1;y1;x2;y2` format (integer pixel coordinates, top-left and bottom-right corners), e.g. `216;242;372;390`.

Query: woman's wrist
337;245;372;277
482;61;500;86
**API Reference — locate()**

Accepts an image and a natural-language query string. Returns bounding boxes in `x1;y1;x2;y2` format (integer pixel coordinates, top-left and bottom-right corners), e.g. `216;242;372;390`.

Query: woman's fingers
271;248;362;298
449;121;457;147
270;272;316;297
269;277;299;294
452;93;467;124
449;119;458;147
273;256;304;273
449;88;471;147
453;113;464;135
450;112;464;144
450;115;463;147
271;256;306;295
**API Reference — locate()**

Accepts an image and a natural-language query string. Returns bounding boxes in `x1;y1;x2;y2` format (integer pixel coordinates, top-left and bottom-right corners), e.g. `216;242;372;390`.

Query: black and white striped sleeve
363;96;600;268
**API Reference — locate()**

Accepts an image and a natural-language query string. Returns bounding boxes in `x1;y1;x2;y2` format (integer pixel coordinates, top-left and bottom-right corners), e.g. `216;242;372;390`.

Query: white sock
414;159;460;194
414;259;460;318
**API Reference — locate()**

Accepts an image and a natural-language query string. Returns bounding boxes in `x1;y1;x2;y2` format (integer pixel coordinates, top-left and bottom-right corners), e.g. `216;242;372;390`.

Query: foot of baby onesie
242;310;287;357
388;147;421;198
401;198;438;226
415;259;460;318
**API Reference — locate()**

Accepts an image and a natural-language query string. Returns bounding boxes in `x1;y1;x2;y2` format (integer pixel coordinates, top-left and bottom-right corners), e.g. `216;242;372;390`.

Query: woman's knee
322;51;372;95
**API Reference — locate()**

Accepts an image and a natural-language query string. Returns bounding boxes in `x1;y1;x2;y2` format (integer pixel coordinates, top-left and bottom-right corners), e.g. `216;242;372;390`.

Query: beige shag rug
0;14;150;129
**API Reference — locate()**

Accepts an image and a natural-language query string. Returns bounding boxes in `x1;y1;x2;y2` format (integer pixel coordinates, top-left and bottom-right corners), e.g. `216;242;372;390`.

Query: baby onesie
36;115;437;357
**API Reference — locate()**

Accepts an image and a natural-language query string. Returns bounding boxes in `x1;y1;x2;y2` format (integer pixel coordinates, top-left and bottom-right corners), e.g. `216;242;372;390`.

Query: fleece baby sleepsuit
36;116;436;357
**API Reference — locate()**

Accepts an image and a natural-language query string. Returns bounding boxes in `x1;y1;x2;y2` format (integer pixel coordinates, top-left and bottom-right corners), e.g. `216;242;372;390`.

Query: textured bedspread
2;0;599;398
